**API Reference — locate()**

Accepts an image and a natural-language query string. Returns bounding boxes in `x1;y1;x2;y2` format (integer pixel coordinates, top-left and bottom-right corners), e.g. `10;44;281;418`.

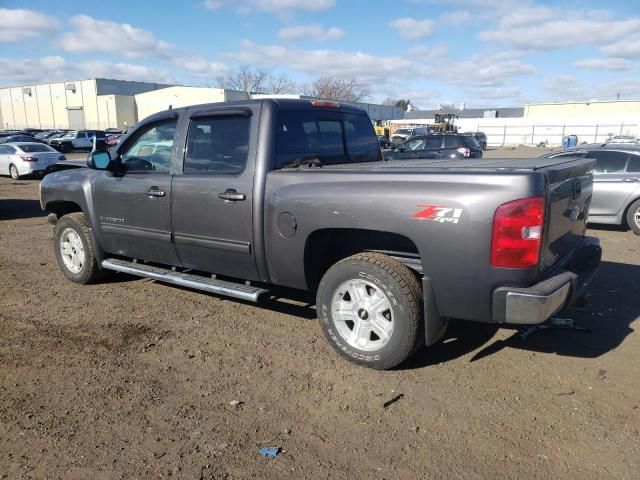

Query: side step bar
101;258;269;302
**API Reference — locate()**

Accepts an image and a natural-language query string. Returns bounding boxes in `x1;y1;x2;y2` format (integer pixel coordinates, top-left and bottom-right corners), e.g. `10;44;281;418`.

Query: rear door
93;116;180;264
424;135;445;158
588;150;634;217
171;106;260;280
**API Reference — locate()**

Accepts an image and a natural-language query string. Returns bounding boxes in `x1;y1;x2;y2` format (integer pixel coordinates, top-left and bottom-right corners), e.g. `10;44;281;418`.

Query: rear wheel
316;253;423;369
9;164;20;179
626;198;640;235
53;213;105;284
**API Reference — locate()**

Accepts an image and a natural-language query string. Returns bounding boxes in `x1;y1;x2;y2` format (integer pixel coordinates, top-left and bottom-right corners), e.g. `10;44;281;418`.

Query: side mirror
87;150;111;170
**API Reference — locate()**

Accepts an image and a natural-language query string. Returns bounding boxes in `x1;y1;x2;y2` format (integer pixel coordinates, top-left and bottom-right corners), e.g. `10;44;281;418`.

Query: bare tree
306;77;370;103
216;65;296;94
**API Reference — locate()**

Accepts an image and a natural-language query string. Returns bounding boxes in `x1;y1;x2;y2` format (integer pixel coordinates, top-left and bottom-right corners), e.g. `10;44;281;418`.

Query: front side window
184;116;250;174
121;120;177;173
404;138;425;151
587;151;628;173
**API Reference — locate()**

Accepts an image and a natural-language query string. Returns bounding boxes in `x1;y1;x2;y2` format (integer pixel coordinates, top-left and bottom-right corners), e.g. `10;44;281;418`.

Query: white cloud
59;15;173;59
0;8;58;43
601;34;640;59
389;17;436;40
204;0;335;13
574;58;634;71
542;74;640;102
444;51;535;87
480;12;640;50
172;57;228;77
0;56;174;86
277;25;344;41
439;10;471;26
233;40;413;83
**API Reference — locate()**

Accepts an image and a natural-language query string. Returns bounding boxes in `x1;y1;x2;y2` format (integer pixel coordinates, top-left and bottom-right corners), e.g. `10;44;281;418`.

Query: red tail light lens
491;197;545;268
457;147;470;157
311;100;340;109
20;155;38;162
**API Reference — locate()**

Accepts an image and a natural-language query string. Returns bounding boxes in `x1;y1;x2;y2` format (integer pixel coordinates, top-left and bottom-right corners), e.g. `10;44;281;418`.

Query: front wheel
316;253;423;369
53;213;105;284
626;198;640;235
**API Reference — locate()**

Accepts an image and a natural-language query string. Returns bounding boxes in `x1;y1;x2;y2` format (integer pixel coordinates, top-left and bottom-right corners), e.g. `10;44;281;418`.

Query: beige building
524;99;640;120
134;86;249;121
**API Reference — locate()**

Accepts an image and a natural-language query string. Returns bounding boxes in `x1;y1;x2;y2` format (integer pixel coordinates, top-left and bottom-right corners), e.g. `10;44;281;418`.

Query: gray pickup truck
40;99;601;369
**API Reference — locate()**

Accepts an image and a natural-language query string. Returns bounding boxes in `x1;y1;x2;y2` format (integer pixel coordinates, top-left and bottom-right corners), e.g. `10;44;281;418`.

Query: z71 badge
412;205;462;224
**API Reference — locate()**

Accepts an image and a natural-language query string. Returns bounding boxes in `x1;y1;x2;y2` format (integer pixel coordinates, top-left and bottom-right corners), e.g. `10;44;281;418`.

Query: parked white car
608;135;638;144
0;142;65;179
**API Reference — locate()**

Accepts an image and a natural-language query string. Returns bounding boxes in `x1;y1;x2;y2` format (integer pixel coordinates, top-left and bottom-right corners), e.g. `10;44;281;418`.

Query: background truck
40;99;601;369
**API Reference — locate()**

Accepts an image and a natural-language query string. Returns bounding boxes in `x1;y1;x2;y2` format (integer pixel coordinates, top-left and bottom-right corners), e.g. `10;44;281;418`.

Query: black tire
9;164;20;179
53;212;105;284
316;252;423;369
626;198;640;235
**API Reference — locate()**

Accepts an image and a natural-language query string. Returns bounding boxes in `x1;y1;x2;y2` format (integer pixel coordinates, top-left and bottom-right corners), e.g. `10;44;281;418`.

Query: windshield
396;129;412;135
276;110;382;168
19;144;56;153
62;131;77;139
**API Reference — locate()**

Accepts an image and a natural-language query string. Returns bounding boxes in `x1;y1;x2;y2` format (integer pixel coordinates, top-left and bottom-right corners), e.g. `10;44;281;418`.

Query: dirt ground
1;158;639;479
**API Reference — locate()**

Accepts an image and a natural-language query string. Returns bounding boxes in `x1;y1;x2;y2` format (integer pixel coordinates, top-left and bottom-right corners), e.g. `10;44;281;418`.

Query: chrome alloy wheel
59;228;86;274
331;279;394;351
634;206;640;229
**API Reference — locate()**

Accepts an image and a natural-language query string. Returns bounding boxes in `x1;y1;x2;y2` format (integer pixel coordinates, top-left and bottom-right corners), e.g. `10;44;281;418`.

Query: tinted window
404;138;425;150
444;136;462;148
424;136;443;149
463;136;481;149
184;116;250;174
276;110;381;168
121;120;176;173
626;155;640;173
19;144;56;153
551;151;587;158
0;145;11;154
587;151;628;173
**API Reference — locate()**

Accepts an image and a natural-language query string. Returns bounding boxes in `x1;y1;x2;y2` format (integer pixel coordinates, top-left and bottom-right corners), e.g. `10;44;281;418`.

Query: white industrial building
0;78;172;131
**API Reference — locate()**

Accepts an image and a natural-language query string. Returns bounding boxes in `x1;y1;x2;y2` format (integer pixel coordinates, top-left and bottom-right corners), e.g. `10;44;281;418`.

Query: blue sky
1;0;639;108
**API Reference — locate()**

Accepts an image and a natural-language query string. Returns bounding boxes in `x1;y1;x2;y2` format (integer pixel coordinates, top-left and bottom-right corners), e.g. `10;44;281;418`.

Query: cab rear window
276;110;381;168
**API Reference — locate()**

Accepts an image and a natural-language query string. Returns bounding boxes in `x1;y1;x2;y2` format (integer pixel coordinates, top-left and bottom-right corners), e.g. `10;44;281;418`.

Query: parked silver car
543;145;640;235
0;142;66;179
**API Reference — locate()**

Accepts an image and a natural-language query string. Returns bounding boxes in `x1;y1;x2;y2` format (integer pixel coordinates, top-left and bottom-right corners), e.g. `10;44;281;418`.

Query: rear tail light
311;100;340;109
491;197;545;268
59;155;66;160
20;155;38;162
457;147;470;157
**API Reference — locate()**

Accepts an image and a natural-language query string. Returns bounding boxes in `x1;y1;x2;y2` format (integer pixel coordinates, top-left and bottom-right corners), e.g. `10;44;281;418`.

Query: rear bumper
492;236;601;324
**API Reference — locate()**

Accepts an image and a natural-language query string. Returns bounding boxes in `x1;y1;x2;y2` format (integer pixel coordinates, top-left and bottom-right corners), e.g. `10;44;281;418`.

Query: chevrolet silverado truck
40;99;601;369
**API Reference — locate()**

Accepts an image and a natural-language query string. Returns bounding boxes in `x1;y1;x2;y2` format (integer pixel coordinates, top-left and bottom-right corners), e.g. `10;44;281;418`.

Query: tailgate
539;158;595;271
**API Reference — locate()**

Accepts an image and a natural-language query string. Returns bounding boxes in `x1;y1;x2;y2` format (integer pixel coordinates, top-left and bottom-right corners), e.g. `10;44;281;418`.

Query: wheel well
45;201;83;218
304;229;421;291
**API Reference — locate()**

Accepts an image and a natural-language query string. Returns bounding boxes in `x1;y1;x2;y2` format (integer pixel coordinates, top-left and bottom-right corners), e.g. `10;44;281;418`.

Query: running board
101;258;269;302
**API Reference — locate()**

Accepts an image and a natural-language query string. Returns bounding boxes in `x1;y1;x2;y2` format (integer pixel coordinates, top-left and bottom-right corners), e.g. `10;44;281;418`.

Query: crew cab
40;99;601;369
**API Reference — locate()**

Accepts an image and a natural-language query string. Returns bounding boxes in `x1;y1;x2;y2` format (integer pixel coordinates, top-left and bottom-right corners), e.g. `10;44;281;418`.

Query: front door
93;117;180;265
171;107;259;280
589;150;636;217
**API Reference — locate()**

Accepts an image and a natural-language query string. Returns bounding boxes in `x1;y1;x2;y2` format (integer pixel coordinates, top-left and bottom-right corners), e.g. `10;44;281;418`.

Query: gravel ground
1;154;639;479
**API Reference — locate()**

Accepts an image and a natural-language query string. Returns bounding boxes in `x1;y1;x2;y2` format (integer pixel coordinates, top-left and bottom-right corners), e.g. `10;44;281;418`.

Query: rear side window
587;151;628;173
424;136;442;149
184;116;250;174
444;136;462;148
626;155;640;173
276;110;381;168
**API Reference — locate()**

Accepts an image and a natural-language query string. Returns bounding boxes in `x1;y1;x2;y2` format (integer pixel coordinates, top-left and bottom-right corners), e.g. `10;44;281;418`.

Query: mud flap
423;276;448;346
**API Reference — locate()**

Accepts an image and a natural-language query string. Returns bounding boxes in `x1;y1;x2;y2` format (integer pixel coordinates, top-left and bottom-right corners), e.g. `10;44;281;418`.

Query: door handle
218;189;246;201
622;177;639;183
144;187;166;197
